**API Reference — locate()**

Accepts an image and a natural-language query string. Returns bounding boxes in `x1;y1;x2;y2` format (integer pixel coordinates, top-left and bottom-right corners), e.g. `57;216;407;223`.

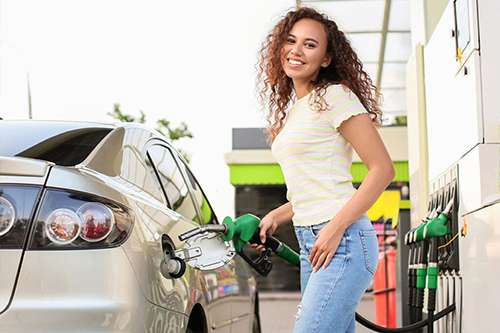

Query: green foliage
108;103;145;123
108;103;193;162
156;119;193;141
395;115;408;126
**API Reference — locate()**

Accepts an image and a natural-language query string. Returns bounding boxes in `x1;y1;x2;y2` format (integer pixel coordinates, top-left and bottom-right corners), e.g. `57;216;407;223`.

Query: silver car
0;120;261;333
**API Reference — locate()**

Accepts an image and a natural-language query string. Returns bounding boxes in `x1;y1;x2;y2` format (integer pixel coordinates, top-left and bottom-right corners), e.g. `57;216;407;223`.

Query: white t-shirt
270;84;369;226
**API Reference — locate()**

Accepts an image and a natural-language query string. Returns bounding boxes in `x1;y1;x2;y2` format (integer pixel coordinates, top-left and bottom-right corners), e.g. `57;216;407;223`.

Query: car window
120;128;166;203
119;147;165;204
1;125;112;166
177;160;218;225
147;145;199;222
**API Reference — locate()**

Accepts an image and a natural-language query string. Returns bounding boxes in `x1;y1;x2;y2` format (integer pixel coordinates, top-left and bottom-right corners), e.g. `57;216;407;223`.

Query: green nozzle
222;214;261;252
407;209;435;244
413;208;436;242
423;214;450;239
222;214;300;266
423;213;451;239
423;200;453;240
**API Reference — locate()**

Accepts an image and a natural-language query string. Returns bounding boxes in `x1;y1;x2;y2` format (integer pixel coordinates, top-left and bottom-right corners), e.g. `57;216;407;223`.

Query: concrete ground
259;292;375;333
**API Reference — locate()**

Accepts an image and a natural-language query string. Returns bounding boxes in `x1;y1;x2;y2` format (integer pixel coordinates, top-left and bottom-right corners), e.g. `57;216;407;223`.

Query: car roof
0;120;170;157
0;119;115;132
0;119;175;136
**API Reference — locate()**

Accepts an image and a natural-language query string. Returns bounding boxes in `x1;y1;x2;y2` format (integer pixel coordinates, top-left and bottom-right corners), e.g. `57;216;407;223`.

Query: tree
108;103;193;162
394;115;407;126
156;119;193;141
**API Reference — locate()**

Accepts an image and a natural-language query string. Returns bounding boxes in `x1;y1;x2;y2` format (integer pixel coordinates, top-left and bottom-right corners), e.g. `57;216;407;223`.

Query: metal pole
376;0;392;92
27;73;32;119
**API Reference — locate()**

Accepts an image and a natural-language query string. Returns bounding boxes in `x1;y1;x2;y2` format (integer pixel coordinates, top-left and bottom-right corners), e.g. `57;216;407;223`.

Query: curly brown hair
257;7;383;143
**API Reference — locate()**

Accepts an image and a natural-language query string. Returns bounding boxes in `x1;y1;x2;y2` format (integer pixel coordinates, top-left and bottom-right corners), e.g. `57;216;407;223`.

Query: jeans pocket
311;222;349;255
310;221;329;239
359;229;379;275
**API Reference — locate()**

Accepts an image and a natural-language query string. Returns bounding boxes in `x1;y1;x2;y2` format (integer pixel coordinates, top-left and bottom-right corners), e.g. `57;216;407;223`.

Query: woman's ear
321;55;331;68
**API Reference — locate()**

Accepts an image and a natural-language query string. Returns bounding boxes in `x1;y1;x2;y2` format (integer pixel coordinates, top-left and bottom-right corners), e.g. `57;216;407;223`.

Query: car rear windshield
0;123;113;166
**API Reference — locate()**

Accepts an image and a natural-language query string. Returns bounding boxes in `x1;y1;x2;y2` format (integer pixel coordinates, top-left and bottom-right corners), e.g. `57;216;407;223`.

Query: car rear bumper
0;247;187;332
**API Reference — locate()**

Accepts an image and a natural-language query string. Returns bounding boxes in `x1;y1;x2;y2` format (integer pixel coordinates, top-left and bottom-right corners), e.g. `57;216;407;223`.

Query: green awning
228;161;411;210
229;161;409;185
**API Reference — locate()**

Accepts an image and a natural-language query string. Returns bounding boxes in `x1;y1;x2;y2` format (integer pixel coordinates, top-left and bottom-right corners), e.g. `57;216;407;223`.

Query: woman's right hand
249;213;278;252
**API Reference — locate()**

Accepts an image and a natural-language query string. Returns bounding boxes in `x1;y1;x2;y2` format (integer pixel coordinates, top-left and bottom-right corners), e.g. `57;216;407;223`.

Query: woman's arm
268;201;294;227
309;113;394;271
332;113;395;230
251;201;294;248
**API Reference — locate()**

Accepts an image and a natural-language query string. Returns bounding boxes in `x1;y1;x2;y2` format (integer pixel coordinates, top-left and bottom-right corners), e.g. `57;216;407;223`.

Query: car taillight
29;189;133;250
45;208;81;244
0;196;16;236
0;185;42;249
77;202;114;242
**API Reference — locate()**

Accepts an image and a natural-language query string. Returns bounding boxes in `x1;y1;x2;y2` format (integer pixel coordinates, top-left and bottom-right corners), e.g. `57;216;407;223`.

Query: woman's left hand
309;221;347;272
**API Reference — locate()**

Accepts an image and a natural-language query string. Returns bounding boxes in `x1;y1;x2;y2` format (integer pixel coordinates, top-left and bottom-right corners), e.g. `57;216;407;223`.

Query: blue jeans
293;214;378;333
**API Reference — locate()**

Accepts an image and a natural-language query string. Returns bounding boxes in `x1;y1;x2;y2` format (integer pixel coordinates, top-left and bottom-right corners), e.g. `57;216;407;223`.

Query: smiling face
281;18;331;88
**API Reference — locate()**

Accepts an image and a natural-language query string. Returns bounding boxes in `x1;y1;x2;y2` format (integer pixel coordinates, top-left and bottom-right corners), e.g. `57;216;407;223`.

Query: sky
0;0;298;217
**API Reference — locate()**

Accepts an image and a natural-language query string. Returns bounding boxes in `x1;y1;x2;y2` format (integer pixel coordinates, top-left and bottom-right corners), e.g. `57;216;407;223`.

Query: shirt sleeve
324;84;369;130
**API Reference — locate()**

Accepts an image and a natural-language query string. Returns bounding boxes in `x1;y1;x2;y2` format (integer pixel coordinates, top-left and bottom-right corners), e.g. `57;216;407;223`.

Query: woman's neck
293;80;314;99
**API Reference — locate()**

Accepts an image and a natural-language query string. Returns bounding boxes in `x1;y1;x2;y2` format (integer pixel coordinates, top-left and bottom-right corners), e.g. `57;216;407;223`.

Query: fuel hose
354;304;455;332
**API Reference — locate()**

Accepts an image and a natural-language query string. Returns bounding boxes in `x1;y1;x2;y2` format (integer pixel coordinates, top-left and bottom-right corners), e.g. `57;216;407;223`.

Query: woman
251;7;395;333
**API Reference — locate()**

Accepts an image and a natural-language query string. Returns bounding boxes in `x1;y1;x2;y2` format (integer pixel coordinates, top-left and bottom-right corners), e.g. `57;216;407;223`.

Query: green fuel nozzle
221;214;260;252
423;200;453;240
404;207;437;246
221;214;300;268
415;207;438;243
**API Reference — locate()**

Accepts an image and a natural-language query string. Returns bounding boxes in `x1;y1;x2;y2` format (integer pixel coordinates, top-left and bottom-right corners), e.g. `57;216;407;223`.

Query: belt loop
309;225;314;236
